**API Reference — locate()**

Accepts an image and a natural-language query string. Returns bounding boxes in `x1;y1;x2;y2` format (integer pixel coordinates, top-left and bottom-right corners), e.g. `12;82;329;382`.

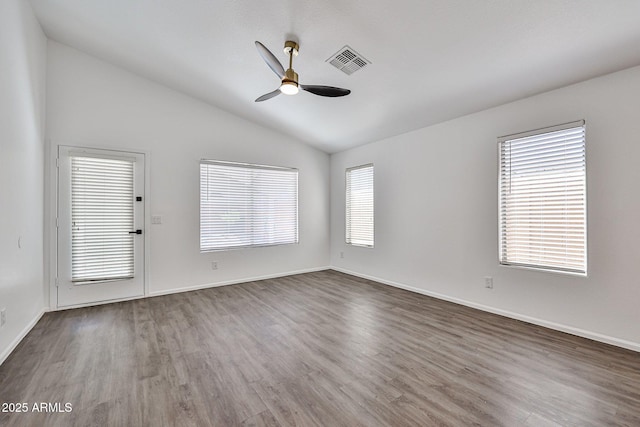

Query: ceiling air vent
326;45;370;75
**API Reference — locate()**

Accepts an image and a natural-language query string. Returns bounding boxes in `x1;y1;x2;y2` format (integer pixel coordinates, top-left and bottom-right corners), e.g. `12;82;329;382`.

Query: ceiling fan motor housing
283;68;298;86
280;68;299;95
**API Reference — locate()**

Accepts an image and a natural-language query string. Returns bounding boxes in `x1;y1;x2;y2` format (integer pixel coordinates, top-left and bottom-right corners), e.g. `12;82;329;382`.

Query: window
200;160;298;251
71;155;135;282
499;121;586;274
346;164;374;247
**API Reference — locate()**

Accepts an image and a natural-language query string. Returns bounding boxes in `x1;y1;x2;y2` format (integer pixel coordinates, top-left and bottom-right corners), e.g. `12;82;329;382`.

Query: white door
57;146;145;308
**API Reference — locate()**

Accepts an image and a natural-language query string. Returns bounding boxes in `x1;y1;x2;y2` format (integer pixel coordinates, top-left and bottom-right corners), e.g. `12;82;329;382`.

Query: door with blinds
57;146;145;308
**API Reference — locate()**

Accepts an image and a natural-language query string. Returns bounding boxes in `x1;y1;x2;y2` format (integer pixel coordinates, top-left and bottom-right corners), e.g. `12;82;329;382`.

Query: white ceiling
30;0;640;153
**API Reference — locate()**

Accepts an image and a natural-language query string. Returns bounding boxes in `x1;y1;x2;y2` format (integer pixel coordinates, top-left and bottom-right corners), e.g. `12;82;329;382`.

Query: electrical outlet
1;308;6;327
340;251;344;259
484;277;493;289
211;261;218;270
151;215;162;224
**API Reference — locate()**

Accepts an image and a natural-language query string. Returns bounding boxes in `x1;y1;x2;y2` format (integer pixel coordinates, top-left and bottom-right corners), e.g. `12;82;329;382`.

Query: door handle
128;229;142;235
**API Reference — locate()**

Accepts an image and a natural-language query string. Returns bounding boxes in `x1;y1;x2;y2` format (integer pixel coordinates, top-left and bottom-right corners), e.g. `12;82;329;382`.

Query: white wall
331;65;640;350
46;41;330;299
0;0;47;363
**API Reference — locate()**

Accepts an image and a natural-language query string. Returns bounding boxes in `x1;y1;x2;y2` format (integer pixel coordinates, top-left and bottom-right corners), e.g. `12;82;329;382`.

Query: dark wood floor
1;270;639;426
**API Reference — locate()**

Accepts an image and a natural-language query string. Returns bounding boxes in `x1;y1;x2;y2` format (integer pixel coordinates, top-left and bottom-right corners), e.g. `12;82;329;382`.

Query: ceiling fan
254;40;351;102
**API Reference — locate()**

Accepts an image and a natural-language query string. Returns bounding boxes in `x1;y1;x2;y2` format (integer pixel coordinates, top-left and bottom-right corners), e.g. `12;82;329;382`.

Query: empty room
1;0;640;425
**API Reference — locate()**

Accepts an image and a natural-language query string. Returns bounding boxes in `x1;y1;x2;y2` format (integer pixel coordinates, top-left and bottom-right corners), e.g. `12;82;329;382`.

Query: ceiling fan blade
255;88;282;102
255;41;285;78
300;85;351;97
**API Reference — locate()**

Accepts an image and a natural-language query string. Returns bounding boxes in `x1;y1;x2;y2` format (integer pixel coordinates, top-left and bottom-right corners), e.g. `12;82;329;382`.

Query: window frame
199;159;299;252
345;163;374;248
498;120;587;275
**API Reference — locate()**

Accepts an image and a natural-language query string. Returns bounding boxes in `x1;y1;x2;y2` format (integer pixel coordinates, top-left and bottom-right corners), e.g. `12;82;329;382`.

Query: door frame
47;141;151;310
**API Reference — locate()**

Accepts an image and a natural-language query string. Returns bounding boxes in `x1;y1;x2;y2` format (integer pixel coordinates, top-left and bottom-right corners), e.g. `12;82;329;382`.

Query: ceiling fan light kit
255;40;350;102
280;69;299;95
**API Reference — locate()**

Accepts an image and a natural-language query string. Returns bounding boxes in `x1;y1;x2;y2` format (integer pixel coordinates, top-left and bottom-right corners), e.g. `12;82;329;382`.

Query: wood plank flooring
1;270;639;426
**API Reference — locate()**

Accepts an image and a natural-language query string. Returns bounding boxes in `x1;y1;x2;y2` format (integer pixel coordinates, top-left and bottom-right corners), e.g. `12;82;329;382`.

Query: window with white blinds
200;160;298;251
71;156;135;282
346;164;374;247
499;121;586;274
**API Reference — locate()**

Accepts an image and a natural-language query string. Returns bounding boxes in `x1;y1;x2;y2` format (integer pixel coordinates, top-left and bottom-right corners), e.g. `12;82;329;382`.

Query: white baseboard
330;266;640;353
55;295;146;311
0;308;48;366
149;266;331;297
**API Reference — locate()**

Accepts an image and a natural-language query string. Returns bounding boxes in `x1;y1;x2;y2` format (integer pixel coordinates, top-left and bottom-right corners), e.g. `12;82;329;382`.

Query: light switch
151;215;162;224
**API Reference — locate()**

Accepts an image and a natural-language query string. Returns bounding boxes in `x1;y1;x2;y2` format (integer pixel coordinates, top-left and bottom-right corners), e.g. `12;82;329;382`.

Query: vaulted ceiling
30;0;640;153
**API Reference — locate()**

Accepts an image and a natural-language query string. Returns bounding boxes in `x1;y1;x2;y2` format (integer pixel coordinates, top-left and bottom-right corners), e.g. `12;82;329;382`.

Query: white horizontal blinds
200;161;298;251
346;164;374;247
71;156;135;282
499;121;586;274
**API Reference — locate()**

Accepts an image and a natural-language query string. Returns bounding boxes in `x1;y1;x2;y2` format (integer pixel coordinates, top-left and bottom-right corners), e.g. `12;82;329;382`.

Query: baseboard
149;266;331;297
55;295;146;311
0;308;48;366
330;266;640;353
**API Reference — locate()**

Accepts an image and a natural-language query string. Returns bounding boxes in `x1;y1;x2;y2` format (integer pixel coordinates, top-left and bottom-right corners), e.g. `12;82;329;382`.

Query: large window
346;164;374;247
499;121;586;274
200;160;298;251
